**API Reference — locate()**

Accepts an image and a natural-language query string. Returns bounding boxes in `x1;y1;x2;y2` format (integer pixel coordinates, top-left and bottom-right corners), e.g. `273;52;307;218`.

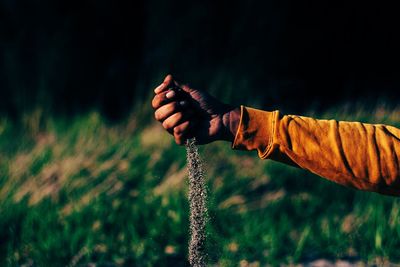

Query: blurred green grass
1;104;400;266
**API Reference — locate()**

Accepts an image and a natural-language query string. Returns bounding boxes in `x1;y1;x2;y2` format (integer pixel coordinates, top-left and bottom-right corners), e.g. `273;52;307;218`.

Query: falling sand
186;138;207;267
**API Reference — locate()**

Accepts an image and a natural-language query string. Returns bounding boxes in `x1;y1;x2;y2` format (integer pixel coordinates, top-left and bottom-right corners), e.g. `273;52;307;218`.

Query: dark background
1;0;399;120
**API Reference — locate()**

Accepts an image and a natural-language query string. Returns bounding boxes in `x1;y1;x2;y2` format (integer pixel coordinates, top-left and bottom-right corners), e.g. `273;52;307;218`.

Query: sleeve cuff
232;105;279;159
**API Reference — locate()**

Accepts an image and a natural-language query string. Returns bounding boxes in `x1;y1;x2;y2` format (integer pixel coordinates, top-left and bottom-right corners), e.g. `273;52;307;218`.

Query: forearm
232;106;400;196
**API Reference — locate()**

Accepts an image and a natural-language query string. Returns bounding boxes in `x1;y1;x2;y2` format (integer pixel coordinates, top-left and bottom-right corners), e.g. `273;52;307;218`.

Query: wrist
221;106;241;142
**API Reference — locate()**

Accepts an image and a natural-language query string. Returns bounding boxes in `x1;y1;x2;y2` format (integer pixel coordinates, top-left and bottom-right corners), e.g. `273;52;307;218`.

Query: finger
180;84;194;94
174;121;192;145
154;75;172;94
153;83;165;94
151;89;177;109
154;100;188;122
173;120;191;135
162;111;192;132
174;133;185;146
154;74;178;94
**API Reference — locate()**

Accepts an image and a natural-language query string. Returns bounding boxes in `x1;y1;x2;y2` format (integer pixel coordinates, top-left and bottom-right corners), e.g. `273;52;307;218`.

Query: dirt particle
186;138;207;267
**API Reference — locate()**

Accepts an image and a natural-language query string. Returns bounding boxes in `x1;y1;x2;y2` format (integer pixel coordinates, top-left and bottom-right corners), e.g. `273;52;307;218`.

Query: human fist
152;75;240;145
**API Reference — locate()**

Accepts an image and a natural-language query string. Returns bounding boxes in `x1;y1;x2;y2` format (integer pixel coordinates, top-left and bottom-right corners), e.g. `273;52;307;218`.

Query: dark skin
152;75;241;145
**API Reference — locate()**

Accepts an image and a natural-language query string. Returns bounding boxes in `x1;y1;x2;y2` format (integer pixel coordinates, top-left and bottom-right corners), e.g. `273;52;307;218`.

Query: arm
152;75;400;196
233;106;400;196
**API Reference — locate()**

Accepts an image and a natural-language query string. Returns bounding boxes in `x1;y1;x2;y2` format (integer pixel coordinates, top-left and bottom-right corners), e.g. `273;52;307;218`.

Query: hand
152;75;240;145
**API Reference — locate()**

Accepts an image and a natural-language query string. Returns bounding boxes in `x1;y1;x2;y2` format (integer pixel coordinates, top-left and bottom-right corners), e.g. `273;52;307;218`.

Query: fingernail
154;83;164;94
166;91;175;99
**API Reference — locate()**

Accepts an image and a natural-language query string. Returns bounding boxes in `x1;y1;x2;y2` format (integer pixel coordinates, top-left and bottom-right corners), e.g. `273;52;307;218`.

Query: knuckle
162;120;172;130
154;111;161;121
174;121;190;135
174;127;183;135
165;103;175;114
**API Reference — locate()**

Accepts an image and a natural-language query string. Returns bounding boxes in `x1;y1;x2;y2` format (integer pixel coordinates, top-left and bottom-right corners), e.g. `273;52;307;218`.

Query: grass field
1;104;400;266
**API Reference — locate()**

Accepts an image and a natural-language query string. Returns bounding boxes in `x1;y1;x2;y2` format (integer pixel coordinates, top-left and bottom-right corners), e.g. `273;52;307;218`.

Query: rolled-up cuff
232;105;279;159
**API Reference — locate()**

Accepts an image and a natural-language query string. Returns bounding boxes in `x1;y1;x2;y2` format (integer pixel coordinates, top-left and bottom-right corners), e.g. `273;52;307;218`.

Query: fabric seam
260;110;277;159
231;105;244;149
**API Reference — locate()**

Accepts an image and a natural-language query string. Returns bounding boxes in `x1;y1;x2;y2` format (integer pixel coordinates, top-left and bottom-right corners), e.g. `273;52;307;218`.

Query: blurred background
1;0;400;266
1;0;400;119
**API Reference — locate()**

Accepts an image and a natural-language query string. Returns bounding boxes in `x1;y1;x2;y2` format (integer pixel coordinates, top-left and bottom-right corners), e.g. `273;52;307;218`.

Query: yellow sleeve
232;105;400;196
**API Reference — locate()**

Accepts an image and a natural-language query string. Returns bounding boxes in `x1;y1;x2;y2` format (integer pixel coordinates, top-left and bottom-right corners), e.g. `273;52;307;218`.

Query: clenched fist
152;75;240;145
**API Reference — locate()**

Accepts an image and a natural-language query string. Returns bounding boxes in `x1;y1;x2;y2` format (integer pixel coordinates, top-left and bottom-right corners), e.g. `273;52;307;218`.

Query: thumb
154;74;176;94
163;74;174;86
180;84;194;94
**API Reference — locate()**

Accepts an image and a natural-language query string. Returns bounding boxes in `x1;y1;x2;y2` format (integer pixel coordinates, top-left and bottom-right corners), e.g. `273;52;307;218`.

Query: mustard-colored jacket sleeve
232;106;400;196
